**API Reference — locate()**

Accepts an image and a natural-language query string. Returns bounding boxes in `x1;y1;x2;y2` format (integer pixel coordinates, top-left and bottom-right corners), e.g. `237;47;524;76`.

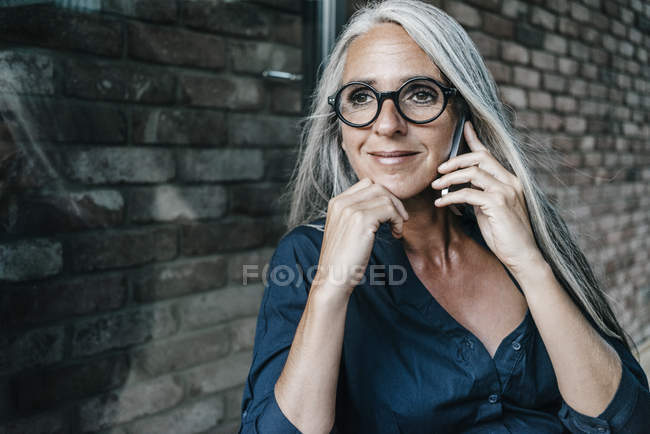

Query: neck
400;188;468;269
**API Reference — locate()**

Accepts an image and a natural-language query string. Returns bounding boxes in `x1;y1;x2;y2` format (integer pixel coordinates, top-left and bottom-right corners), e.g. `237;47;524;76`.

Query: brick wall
0;0;648;432
0;1;300;432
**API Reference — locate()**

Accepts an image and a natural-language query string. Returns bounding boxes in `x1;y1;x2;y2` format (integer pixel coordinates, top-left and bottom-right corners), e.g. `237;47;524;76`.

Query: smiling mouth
368;151;420;157
367;151;421;166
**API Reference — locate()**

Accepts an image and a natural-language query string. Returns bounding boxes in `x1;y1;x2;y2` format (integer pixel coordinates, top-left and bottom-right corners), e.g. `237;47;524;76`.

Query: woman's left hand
431;121;545;276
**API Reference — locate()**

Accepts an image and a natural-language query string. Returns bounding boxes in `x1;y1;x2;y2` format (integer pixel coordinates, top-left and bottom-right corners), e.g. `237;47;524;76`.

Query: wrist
310;273;353;306
510;255;554;294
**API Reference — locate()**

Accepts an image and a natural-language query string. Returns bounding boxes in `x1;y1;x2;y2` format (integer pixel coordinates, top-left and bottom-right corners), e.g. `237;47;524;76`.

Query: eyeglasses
328;76;458;128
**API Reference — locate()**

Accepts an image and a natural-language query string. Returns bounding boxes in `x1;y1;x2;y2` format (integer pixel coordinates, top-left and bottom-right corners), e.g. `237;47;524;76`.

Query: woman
239;1;649;433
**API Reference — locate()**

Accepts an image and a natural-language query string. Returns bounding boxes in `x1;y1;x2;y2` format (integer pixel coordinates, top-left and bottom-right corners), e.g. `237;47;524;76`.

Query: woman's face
340;22;457;200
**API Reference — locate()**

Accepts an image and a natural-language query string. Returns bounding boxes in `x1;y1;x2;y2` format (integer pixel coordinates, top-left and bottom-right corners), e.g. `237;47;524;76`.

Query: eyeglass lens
337;79;445;125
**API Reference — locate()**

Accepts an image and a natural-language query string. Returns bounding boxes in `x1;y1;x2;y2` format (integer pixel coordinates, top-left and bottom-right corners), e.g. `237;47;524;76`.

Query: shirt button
488;393;499;404
512;341;521;351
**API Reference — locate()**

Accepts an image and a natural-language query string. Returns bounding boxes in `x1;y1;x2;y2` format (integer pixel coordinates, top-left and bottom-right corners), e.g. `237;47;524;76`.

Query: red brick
531;6;556;31
179;286;263;331
63;226;177;272
127;185;228;222
128;22;226;69
228;114;300;147
570;3;590;22
0;51;54;95
131;257;228;302
125;397;224;434
133;108;226;146
558;17;579;37
500;86;527;109
469;31;499;59
181;351;253;396
501;41;529;64
64;59;175;104
182;0;272;37
78;376;183;431
513;66;541;88
71;306;178;357
445;1;481;28
178;149;264;182
229;40;301;74
564;116;587;134
558;57;579;75
530;50;556;72
103;0;177;23
131;329;230;378
181;219;266;256
483;13;514;38
485;60;512;83
528;91;553;110
0;239;62;282
501;0;528;18
179;75;264;109
542;73;566;92
13;190;124;235
554;96;577;113
227;248;275;284
60;147;174;184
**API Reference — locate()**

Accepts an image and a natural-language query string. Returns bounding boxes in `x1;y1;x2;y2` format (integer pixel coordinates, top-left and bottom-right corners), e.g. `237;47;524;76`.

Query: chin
371;174;433;200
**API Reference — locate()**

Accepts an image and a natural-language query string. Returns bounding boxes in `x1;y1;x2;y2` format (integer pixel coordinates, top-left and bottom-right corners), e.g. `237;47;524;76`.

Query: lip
368;150;421;165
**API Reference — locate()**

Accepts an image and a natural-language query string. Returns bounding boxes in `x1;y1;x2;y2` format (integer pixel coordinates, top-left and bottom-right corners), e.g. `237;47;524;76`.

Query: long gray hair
280;0;636;355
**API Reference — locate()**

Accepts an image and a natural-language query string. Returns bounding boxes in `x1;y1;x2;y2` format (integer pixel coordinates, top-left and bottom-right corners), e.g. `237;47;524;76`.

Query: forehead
342;22;444;86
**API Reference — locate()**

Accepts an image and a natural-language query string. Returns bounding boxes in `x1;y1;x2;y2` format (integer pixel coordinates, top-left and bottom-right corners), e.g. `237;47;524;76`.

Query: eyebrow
344;75;442;86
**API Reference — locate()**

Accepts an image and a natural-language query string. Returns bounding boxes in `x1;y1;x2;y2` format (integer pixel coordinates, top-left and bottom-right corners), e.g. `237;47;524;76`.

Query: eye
403;84;439;104
348;89;375;105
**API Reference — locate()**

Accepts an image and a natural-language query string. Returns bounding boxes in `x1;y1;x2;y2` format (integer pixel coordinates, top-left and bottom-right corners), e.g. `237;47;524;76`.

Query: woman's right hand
314;177;409;297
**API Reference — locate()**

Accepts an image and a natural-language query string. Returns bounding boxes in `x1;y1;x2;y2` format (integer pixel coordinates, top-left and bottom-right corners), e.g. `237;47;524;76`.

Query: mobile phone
440;112;467;216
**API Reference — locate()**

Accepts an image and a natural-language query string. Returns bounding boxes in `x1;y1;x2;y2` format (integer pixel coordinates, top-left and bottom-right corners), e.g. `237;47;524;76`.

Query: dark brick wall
0;0;648;432
0;0;300;432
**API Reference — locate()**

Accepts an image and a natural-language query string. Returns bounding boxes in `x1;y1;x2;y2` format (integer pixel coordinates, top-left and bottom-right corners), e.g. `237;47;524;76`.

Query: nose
373;98;407;136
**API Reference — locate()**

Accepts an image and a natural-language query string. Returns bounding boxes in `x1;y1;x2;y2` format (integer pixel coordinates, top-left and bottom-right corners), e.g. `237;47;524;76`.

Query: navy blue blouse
239;216;650;433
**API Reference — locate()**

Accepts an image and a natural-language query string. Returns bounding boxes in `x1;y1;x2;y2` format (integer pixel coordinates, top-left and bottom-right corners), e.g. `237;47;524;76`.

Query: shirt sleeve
239;227;322;434
557;327;650;433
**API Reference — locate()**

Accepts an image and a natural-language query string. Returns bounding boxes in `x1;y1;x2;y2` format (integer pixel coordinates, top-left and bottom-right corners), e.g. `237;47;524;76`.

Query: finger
340;177;373;196
367;203;405;238
370;183;409;221
432;166;509;194
438;151;516;187
434;187;493;209
338;182;409;222
463;121;488;152
355;196;406;236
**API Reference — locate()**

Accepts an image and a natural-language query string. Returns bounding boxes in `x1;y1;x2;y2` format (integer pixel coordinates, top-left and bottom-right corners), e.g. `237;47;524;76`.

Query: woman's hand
431;121;544;276
315;177;409;296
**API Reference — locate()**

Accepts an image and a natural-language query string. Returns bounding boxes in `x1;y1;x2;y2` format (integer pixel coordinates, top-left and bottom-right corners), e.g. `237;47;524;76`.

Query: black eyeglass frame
327;76;458;127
